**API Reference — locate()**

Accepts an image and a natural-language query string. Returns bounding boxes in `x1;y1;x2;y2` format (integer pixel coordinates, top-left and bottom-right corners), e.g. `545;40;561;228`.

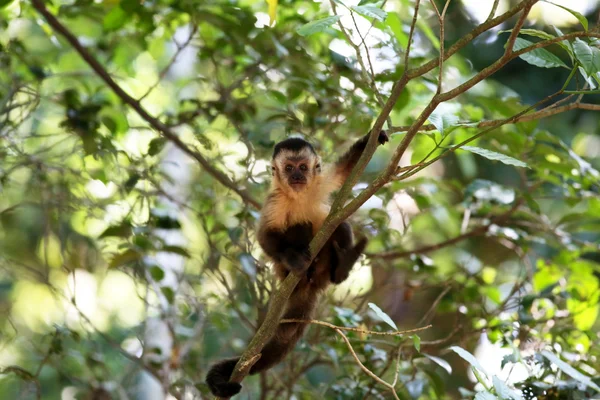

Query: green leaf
100;221;133;238
103;6;128;31
351;5;387;22
161;287;175;304
572;38;600;76
417;17;439;48
162;245;190;257
429;109;458;134
461;146;528;168
109;249;142;268
424;354;452;374
449;346;489;376
149;265;165;281
492;376;523;400
543;1;588;31
412;334;421;352
368;302;397;330
541;351;600;391
297;16;341;37
500;28;555;41
512;37;568;69
148;138;167;156
387;12;408;47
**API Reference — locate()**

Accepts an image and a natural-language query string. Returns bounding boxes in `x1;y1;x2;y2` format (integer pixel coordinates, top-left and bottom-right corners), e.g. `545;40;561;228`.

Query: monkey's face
272;147;321;192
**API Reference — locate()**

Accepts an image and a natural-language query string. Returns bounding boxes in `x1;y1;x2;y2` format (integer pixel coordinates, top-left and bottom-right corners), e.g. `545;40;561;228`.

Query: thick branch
31;0;261;210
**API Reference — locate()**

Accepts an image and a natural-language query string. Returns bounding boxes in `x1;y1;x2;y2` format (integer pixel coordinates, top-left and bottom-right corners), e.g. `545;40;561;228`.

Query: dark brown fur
206;131;388;397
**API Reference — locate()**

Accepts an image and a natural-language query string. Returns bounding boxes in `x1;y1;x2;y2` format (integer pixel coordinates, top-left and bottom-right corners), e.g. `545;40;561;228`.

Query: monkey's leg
329;222;367;284
281;223;313;273
260;223;313;273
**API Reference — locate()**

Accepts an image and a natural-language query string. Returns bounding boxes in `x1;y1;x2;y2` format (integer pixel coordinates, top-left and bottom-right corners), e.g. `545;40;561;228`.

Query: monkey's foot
378;130;389;145
331;238;367;283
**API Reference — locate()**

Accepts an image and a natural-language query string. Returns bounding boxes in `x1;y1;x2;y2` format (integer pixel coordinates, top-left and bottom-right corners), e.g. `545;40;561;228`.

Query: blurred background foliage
0;0;599;399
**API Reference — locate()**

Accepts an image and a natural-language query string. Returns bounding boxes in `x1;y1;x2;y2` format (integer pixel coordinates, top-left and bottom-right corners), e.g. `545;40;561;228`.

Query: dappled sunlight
12;280;63;332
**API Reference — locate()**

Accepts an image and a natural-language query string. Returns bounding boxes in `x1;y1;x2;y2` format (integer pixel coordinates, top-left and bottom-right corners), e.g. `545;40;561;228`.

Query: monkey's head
271;138;321;192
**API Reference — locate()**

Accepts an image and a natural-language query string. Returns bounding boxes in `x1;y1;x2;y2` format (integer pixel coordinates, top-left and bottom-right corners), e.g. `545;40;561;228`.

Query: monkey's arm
333;130;388;185
258;223;313;273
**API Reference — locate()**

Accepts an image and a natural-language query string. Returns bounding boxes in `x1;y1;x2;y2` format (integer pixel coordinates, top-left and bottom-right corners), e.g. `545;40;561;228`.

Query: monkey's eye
299;164;308;172
285;165;293;172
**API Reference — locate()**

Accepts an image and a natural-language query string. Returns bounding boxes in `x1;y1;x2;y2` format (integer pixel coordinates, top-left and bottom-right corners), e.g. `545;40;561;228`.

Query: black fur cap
272;137;316;159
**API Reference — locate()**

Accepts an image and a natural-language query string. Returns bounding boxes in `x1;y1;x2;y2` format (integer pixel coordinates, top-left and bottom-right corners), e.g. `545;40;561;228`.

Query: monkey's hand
377;130;389;145
282;248;312;274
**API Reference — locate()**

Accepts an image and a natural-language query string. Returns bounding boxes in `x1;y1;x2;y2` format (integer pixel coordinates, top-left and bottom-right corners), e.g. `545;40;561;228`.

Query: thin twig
404;0;422;67
138;25;198;101
389;102;600;133
486;0;501;22
334;328;400;400
280;319;432;336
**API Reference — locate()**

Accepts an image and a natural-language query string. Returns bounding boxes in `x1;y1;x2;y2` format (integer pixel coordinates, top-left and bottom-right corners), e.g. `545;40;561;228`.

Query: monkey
206;130;389;397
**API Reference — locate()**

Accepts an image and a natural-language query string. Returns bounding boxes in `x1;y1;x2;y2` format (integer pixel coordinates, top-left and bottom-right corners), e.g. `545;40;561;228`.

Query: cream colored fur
261;152;342;235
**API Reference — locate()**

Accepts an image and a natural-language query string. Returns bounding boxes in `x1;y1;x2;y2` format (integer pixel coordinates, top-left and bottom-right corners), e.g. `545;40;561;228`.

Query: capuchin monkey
206;130;389;397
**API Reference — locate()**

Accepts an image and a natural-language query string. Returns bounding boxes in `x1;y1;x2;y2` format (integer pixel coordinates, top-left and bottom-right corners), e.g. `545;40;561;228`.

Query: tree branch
389;102;600;133
31;0;261;210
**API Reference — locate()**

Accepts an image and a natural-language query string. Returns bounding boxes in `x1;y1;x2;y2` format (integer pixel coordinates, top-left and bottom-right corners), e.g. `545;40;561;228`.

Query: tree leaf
387;12;408;47
424;354;452;374
103;6;128;31
412;334;421;352
541;351;600;391
351;5;387;22
162;245;190;257
512;39;563;67
428;109;458;134
148;138;167;156
266;0;277;26
100;221;133;238
449;346;489;376
543;1;588;31
492;376;523;400
149;265;165;281
461;146;528;168
500;28;555;41
297;16;341;37
572;38;600;76
512;37;568;69
109;249;142;268
368;302;397;330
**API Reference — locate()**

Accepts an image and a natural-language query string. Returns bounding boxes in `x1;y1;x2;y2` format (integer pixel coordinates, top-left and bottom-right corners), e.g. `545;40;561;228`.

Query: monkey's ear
315;157;322;173
271;165;276;176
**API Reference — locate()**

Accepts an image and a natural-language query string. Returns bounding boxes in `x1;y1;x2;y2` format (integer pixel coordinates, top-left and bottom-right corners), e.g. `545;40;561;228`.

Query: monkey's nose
290;173;305;183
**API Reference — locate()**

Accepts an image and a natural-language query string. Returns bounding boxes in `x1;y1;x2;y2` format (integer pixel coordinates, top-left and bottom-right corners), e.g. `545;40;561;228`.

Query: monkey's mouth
289;182;306;190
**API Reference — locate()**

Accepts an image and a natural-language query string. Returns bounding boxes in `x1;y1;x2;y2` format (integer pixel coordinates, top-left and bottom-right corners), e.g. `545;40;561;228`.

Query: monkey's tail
206;299;313;397
206;358;242;398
